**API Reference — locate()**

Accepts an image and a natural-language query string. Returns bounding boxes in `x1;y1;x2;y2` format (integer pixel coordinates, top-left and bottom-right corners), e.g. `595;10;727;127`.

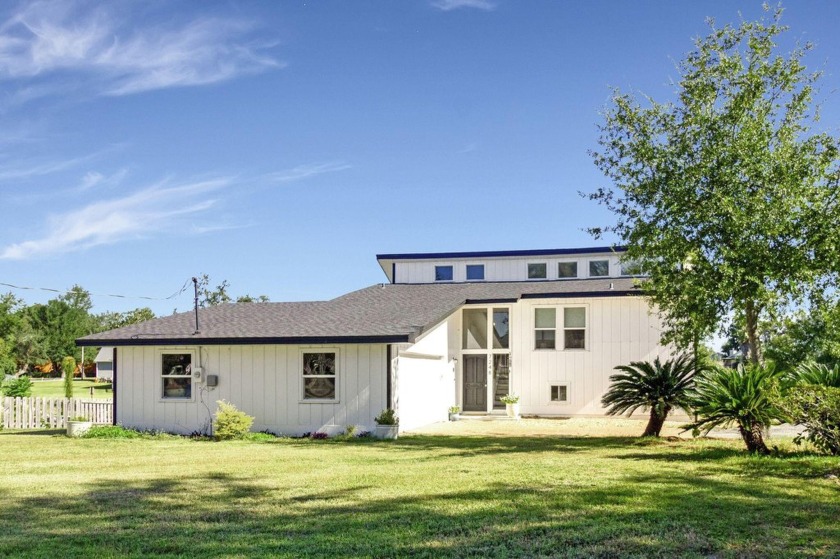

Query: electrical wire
0;277;193;302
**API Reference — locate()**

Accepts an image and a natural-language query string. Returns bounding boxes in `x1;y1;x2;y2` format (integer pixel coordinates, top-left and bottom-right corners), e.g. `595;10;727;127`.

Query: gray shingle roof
77;278;642;346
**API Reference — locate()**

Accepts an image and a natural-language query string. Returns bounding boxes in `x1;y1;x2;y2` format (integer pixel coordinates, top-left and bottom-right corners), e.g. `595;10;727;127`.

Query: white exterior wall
115;343;387;436
451;296;671;417
394;254;624;283
392;320;456;431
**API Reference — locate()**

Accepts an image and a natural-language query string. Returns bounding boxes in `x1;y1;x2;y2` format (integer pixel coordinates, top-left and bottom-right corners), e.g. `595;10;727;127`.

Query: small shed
94;347;114;381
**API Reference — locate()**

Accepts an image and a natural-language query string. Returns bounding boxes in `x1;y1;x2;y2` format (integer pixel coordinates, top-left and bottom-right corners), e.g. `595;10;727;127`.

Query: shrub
344;424;358;437
1;376;32;397
310;432;329;439
82;425;143;439
213;400;254;440
374;409;398;425
778;385;840;455
62;356;76;398
500;394;520;404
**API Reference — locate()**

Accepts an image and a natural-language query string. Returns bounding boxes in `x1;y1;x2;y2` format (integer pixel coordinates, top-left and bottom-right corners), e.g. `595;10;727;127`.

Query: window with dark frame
528;263;547;279
435;265;454;281
466;264;485;281
302;352;336;400
558;262;578;278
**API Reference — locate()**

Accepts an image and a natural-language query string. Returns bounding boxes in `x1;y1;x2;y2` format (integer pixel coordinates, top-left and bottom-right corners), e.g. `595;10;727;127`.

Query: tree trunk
642;406;669;437
738;422;770;454
744;299;763;365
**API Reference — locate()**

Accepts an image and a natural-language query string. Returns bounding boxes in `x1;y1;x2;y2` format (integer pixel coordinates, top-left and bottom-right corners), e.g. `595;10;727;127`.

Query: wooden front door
463;355;487;412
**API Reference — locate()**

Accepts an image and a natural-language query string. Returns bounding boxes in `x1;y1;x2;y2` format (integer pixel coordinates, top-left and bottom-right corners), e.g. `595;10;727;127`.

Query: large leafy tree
24;286;97;371
588;8;840;363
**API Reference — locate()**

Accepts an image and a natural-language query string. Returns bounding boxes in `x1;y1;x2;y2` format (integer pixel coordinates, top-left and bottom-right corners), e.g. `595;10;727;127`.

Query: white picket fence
1;397;113;429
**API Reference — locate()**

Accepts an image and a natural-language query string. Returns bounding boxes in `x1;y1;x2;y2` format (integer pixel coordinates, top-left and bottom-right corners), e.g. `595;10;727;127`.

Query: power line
0;277;193;302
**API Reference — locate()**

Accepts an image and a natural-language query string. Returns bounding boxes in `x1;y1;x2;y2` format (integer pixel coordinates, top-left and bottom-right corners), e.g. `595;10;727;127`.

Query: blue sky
1;0;839;316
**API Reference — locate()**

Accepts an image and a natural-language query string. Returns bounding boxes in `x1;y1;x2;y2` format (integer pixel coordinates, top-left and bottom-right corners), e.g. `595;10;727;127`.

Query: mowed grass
0;428;838;558
28;379;112;399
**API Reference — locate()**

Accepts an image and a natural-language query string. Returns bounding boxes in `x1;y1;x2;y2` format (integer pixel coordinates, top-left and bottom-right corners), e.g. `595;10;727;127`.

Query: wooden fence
1;397;113;430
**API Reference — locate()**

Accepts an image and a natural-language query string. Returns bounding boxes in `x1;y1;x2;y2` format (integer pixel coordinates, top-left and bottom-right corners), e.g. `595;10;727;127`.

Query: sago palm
689;363;786;454
791;362;840;388
601;355;698;437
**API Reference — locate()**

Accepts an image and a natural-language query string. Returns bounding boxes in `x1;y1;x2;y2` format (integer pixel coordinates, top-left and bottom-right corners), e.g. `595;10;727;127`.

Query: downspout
112;347;118;426
386;344;392;409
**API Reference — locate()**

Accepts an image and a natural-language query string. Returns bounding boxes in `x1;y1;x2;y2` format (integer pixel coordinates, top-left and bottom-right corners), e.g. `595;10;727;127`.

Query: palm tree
601;355;698;437
689;364;785;454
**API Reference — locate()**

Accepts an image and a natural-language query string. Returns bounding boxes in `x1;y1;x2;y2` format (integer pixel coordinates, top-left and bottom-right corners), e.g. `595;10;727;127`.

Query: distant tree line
0;275;268;378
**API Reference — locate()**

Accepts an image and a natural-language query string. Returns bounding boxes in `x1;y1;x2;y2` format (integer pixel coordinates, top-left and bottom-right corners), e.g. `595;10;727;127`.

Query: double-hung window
534;307;587;350
563;308;586;349
534;308;556;349
302;352;337;400
161;352;193;399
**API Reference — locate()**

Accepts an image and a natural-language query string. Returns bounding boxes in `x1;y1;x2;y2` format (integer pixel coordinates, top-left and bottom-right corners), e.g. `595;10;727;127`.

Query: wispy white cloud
0;152;99;181
263;162;352;183
76;168;127;191
0;1;281;96
431;0;496;11
0;177;231;259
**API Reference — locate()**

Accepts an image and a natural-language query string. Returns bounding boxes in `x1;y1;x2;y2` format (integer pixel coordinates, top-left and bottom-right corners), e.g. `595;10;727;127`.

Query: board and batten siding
508;296;670;416
116;343;387;435
394;254;623;283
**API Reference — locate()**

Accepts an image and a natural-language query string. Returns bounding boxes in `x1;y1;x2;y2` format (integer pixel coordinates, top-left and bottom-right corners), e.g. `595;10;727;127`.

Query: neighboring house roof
76;278;643;347
94;347;113;362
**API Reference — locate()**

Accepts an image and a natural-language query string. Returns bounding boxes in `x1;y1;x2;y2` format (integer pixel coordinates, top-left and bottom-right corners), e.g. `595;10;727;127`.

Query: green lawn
28;379;112;399
0;432;837;558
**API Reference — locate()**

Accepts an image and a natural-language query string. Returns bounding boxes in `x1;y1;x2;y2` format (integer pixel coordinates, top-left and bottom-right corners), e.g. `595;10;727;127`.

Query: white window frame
557;261;578;279
527;262;548;280
533;307;557;350
466;264;485;281
159;349;196;402
533;305;589;351
300;348;340;403
549;383;570;405
588;259;610;278
434;265;454;282
562;306;587;350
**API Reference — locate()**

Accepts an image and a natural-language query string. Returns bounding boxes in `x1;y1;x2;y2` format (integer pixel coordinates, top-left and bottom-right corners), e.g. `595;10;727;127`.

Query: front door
462;355;487;412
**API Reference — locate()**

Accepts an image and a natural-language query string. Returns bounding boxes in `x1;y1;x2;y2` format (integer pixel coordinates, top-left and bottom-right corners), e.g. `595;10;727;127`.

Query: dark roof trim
77;334;410;347
520;290;642;300
464;298;519;305
377;246;626;261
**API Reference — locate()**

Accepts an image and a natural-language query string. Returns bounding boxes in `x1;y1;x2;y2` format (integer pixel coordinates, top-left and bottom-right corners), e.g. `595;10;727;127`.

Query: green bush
82;425;143;439
62;356;76;398
374;409;398;425
213;400;254;440
1;376;32;397
778;385;840;455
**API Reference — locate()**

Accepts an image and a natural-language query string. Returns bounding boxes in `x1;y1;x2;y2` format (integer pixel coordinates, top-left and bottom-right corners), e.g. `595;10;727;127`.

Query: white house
77;246;672;435
94;346;114;381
